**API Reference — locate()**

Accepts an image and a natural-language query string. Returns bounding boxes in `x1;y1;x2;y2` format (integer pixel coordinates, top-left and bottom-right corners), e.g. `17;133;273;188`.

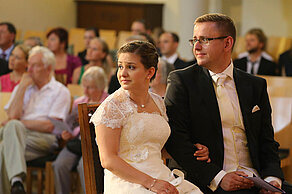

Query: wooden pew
116;31;132;49
261;75;292;97
78;103;103;194
67;84;84;98
261;76;292;182
100;29;117;50
69;28;86;55
0;92;11;124
270;97;292;183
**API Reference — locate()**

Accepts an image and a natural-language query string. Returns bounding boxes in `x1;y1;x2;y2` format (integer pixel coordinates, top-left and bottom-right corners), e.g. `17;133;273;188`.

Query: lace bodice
90;88;168;129
90;88;169;162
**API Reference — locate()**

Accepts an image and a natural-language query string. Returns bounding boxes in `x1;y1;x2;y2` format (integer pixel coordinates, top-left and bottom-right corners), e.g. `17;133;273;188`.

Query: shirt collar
0;44;14;54
29;76;57;91
247;55;261;63
161;53;178;65
209;61;234;83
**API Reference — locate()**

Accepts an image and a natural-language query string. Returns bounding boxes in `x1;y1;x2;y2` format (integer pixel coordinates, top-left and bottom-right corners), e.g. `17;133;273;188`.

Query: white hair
81;66;108;91
29;46;56;71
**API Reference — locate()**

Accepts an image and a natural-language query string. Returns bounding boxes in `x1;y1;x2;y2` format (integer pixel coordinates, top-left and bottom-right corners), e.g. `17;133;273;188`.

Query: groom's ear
224;36;233;52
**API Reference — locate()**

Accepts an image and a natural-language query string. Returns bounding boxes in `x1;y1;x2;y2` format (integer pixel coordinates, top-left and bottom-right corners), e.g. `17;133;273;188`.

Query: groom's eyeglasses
189;36;228;46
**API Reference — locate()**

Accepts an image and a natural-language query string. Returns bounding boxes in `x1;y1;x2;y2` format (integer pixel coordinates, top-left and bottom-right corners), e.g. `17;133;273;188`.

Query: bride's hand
150;179;179;194
194;143;211;163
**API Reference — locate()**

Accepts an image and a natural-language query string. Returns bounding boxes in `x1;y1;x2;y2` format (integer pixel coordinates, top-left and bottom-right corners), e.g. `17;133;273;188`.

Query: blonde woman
72;37;111;84
0;44;30;92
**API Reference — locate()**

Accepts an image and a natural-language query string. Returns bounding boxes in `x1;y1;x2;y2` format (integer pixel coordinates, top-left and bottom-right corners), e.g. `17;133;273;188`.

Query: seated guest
130;19;150;35
159;31;189;69
0;22;16;62
279;49;292;76
78;27;100;66
233;28;276;76
150;58;174;98
53;66;108;194
72;37;111;84
23;36;43;48
47;27;82;84
0;22;16;76
0;46;71;194
0;44;30;92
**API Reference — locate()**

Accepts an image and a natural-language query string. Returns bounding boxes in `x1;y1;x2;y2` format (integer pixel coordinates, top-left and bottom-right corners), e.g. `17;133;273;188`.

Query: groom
165;13;284;194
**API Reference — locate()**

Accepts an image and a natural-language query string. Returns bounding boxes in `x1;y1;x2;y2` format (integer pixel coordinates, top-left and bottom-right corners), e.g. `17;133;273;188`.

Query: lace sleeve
90;99;126;129
90;88;135;129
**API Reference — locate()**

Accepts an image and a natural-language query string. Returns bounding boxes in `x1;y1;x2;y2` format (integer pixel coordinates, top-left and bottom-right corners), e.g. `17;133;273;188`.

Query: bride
90;41;208;193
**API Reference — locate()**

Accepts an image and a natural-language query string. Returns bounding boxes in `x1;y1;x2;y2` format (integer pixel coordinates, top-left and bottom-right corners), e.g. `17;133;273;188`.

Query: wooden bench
0;92;11;124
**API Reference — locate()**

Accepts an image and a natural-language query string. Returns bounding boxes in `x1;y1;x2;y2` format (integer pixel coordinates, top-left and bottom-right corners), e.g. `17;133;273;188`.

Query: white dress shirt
5;77;71;121
246;55;261;75
0;44;14;61
238;51;273;61
162;53;178;65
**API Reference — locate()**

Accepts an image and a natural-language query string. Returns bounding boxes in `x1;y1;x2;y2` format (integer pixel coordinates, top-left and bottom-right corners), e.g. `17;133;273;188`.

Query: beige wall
3;0;292;57
0;0;76;40
222;0;292;37
241;0;292;37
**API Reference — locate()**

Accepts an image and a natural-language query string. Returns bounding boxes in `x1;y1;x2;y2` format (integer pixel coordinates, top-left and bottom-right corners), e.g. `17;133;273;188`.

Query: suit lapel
233;69;252;132
200;68;223;134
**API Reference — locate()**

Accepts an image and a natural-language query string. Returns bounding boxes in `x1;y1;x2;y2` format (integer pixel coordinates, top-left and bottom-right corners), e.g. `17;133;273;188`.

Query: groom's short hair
194;13;236;48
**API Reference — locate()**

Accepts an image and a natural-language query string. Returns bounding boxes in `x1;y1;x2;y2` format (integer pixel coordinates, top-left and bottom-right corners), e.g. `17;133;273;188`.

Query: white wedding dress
90;88;202;194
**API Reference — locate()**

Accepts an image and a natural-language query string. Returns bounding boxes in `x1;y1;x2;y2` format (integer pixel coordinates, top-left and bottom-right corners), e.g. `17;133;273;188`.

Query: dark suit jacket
0;58;10;76
174;57;190;70
108;69;120;94
78;49;88;66
233;56;277;76
165;64;283;193
279;50;292;76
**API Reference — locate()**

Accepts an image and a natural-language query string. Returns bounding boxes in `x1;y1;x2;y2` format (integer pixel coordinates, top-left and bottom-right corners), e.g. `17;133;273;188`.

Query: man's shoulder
280;49;291;58
233;57;248;70
78;49;86;57
233;57;247;64
174;57;185;63
234;67;266;84
170;64;200;76
50;78;70;95
174;57;189;69
169;64;204;86
260;56;277;66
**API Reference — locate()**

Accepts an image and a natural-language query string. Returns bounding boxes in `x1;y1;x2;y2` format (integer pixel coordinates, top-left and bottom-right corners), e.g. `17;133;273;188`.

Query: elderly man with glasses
165;13;287;194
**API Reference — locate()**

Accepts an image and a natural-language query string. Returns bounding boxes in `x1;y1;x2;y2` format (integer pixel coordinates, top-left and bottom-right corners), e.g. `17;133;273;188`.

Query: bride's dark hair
117;40;158;81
